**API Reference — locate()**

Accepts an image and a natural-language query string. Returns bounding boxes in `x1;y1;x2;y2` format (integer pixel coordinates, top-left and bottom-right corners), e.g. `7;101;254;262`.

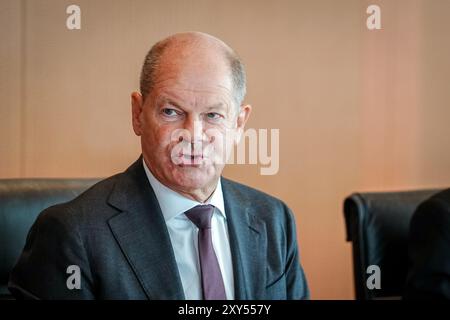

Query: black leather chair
0;178;99;299
344;189;442;300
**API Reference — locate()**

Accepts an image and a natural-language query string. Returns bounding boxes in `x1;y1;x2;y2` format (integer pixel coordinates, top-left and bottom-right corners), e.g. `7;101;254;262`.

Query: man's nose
184;117;204;143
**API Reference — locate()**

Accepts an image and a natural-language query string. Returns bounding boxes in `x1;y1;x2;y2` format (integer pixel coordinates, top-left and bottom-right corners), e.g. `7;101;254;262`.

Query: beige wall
1;0;450;299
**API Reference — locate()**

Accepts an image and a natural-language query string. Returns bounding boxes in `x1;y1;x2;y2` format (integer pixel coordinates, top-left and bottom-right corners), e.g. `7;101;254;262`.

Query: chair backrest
0;178;100;299
343;189;442;300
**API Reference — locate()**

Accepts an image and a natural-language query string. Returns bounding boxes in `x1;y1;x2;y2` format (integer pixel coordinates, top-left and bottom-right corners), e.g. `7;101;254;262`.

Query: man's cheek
170;140;193;165
153;127;175;147
213;129;236;163
208;138;228;165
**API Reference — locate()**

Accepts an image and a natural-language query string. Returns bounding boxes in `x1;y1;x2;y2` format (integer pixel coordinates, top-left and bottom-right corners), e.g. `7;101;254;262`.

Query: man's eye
162;108;179;116
206;112;221;120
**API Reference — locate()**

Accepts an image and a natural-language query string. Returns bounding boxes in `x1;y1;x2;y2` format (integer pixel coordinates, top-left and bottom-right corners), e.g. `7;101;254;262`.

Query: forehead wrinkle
156;85;233;108
154;69;233;93
162;96;230;112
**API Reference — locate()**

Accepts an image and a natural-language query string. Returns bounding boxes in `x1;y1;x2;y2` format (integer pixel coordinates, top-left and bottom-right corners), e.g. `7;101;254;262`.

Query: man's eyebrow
158;97;226;111
159;97;184;109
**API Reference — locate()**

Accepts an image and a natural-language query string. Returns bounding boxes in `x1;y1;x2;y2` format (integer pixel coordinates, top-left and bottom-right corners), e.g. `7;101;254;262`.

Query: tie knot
185;205;215;229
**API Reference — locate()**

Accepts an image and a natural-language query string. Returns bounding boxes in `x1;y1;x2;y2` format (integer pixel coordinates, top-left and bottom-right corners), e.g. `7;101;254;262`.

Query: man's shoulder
221;177;294;220
221;177;283;203
39;173;123;225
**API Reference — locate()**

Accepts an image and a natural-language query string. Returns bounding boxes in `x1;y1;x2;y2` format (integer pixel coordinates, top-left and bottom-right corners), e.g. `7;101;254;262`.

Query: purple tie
185;205;227;300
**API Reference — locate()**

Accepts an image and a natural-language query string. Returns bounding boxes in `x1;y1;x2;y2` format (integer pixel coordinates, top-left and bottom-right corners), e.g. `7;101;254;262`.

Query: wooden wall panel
1;0;449;299
0;0;22;177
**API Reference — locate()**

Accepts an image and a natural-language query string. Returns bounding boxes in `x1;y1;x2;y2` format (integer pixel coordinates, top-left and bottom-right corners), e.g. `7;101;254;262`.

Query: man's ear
131;92;144;136
235;104;252;145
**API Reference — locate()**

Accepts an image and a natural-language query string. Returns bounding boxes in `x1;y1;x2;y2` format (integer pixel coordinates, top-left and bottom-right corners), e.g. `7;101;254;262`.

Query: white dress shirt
142;159;235;300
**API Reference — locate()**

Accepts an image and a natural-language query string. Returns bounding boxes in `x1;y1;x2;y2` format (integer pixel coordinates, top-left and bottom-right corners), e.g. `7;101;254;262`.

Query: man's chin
171;167;218;190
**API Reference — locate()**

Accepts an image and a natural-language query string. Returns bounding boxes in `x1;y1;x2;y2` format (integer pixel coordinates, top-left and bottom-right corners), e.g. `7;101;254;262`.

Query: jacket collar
107;156;185;299
221;178;267;300
106;156;267;299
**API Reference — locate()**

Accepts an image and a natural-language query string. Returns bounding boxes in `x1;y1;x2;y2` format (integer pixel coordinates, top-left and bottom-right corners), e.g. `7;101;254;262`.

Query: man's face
131;52;251;198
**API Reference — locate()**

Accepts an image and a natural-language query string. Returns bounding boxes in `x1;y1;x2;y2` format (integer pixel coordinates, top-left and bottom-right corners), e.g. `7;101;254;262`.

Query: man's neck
174;184;217;203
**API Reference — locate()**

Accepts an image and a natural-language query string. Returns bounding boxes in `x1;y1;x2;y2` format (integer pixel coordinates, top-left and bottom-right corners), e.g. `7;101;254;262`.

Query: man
404;188;450;299
8;32;309;300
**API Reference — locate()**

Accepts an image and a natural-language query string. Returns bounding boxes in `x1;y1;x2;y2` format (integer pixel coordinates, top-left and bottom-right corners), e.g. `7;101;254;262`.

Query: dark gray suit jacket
8;157;309;299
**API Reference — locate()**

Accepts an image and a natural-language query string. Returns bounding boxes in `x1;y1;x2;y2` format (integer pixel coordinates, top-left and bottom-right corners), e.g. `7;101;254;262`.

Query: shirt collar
142;158;226;222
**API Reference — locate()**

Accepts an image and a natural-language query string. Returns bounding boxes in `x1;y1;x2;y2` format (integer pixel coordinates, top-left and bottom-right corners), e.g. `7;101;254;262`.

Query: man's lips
182;154;203;159
175;153;209;166
169;142;213;166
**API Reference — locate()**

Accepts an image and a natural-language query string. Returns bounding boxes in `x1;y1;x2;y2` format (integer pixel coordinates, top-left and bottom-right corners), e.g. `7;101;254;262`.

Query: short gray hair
139;38;247;107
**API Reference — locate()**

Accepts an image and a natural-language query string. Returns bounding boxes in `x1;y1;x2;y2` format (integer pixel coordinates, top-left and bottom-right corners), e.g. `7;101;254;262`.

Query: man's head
131;32;252;201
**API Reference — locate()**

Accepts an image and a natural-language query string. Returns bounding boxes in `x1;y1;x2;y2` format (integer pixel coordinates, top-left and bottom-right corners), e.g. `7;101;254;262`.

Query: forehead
153;84;233;112
148;37;238;108
152;67;234;109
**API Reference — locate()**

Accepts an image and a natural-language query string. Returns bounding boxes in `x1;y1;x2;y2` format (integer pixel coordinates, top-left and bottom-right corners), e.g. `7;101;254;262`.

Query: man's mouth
178;153;206;166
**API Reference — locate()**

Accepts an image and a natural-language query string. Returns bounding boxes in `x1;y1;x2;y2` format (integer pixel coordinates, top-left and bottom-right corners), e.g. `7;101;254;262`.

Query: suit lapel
107;157;184;300
221;178;267;300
